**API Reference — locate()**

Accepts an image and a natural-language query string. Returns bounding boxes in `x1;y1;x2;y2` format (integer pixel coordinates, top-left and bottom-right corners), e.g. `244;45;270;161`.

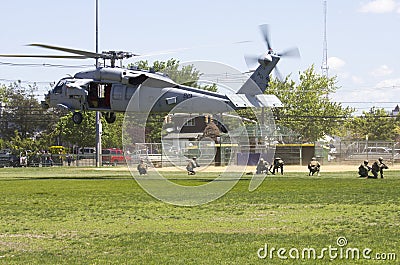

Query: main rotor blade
0;54;88;59
244;55;259;69
274;67;284;82
28;43;101;58
278;47;300;58
259;24;272;50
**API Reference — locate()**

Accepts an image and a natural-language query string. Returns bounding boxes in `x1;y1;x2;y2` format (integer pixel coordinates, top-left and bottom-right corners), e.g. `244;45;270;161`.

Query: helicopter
0;25;299;124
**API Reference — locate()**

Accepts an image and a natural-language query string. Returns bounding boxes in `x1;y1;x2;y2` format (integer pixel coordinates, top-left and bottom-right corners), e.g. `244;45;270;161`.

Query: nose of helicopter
41;93;50;109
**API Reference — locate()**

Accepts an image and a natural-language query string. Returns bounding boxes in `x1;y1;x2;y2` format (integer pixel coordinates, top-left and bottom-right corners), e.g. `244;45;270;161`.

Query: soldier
186;157;200;175
358;160;371;178
256;158;269;174
308;157;321;176
137;159;148;175
270;157;284;175
371;157;388;179
66;154;72;166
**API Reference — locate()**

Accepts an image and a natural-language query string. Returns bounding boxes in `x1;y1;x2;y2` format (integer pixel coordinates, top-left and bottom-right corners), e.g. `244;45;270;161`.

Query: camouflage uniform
371;157;388;179
137;160;148;175
256;158;268;174
358;160;371;178
308;157;321;176
270;157;284;175
186;157;200;175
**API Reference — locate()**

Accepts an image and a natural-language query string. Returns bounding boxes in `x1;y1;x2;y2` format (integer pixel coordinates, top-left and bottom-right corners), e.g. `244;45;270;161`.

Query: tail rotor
245;24;300;81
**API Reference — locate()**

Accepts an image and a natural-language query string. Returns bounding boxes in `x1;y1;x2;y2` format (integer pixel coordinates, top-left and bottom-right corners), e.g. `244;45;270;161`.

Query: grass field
0;167;398;264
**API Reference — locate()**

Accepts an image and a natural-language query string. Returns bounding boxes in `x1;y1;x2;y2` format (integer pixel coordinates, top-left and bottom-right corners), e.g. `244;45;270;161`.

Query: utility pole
95;0;102;167
321;0;329;78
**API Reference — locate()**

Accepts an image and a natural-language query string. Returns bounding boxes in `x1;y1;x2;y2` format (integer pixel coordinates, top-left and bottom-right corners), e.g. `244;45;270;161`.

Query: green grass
0;167;399;264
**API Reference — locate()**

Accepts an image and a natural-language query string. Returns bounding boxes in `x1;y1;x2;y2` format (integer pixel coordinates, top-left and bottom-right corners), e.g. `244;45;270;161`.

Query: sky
1;0;400;114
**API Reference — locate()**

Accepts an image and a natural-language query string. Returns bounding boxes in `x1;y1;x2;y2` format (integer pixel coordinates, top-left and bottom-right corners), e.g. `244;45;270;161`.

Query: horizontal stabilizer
227;94;282;108
255;94;283;107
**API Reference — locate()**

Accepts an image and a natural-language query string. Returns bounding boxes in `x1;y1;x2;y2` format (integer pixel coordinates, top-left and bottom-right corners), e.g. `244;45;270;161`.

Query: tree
201;122;221;142
53;112;97;149
345;107;400;141
53;112;125;149
0;82;58;142
265;65;354;142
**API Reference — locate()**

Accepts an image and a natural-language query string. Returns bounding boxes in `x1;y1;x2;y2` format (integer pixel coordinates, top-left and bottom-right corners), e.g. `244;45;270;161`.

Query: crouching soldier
358;160;371;178
186;157;200;175
308;157;321;176
256;158;269;174
137;159;148;175
371;157;388;179
270;157;284;175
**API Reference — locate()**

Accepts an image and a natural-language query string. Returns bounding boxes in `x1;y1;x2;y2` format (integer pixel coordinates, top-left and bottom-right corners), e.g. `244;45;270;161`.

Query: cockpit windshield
53;78;72;94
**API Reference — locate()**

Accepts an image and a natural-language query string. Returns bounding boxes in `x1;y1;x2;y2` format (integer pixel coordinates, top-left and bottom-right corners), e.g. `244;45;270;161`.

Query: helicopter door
110;84;128;112
88;82;112;109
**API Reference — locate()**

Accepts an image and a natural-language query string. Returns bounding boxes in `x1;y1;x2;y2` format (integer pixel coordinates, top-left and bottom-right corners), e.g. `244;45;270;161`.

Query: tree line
1;59;399;154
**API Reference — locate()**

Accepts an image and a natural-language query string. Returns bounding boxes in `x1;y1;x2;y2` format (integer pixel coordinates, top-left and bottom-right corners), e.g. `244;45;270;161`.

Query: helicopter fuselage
44;66;282;124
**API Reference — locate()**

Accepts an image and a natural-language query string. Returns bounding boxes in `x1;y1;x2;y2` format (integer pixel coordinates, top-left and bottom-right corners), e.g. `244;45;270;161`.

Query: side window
113;85;124;100
125;85;138;100
185;118;195;127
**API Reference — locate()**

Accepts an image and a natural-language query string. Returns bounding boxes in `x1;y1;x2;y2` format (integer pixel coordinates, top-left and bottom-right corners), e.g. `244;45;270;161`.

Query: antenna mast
321;0;329;78
95;0;102;167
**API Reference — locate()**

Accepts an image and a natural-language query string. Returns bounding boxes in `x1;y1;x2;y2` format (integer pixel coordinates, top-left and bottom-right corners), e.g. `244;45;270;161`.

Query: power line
0;61;93;68
0;78;54;85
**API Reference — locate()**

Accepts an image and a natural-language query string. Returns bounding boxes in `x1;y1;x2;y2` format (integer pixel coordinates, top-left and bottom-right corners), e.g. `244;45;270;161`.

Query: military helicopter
0;25;299;124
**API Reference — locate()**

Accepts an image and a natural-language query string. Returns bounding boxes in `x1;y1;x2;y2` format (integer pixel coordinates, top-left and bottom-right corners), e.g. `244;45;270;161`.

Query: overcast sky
1;0;399;114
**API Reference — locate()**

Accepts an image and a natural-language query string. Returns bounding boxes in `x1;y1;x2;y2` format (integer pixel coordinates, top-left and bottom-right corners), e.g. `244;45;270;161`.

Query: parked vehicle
77;147;96;160
102;148;129;166
0;149;20;167
362;146;392;154
49;145;68;165
349;146;400;161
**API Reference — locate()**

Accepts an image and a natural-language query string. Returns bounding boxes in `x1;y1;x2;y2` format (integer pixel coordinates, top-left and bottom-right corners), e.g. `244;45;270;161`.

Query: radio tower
321;0;329;78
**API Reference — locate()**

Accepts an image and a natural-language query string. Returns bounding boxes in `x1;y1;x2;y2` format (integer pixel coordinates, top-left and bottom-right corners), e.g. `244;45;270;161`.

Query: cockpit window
53;79;68;94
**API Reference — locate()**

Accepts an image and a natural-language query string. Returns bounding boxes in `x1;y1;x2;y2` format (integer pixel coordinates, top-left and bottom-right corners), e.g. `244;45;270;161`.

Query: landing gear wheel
105;112;116;124
72;112;83;124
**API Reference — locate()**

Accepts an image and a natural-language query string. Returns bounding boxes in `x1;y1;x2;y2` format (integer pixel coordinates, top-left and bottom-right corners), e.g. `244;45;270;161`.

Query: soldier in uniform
256;158;269;174
358;160;371;178
137;159;148;175
308;157;321;176
186;157;200;175
270;157;284;175
371;157;388;179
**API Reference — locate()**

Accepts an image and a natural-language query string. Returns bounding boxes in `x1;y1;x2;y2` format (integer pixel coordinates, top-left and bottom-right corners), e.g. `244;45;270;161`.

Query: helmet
378;157;383;161
364;160;368;164
312;157;316;161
